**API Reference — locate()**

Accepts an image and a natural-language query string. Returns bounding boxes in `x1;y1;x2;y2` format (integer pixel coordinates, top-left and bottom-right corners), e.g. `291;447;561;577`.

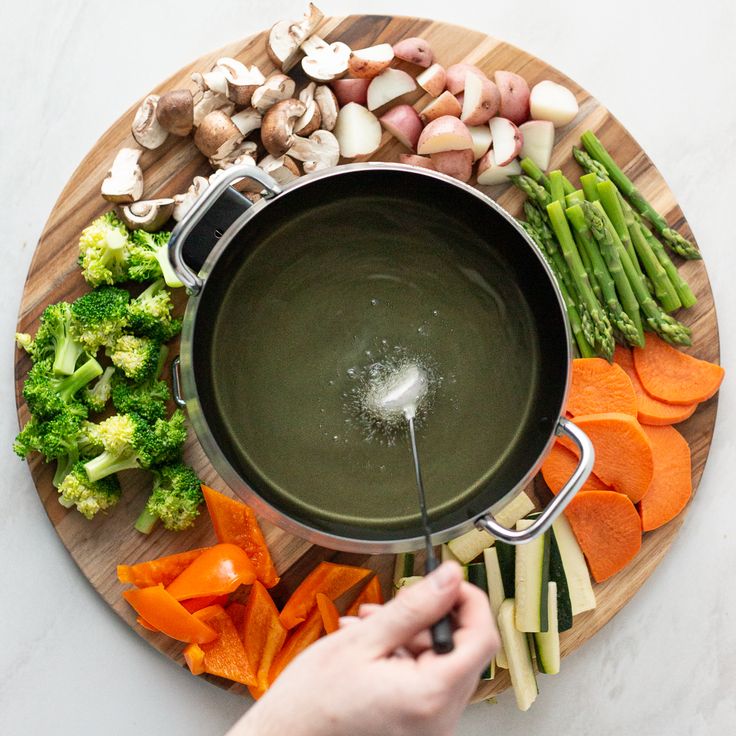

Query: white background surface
2;1;734;734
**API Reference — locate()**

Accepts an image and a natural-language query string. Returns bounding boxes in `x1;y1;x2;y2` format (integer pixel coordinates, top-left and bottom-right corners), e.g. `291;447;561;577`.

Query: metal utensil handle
171;356;186;408
168;164;281;295
475;417;594;545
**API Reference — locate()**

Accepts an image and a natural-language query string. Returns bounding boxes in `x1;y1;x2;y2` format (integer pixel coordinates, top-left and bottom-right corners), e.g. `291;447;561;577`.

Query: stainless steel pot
168;162;593;552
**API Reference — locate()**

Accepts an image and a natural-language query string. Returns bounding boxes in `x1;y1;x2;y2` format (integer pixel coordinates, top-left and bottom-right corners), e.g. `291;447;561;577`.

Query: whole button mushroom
156;90;194;136
261;98;307;157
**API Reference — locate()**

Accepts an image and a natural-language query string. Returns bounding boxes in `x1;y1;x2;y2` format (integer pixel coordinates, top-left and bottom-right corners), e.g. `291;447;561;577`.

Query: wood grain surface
14;14;720;703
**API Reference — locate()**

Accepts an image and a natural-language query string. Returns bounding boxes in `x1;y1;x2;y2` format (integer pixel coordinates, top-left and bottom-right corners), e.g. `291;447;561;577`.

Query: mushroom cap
288;129;340;172
251;74;297;113
132;95;169;150
301;38;351;82
156;89;194;136
101;147;144;204
194;110;243;158
261;98;307;157
192;90;235;127
119;198;175;231
314;85;339;131
295;99;322;136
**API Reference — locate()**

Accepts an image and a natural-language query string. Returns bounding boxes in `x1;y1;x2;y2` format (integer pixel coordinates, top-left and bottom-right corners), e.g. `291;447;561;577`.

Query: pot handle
474;417;594;545
168;164;282;295
171;356;186;408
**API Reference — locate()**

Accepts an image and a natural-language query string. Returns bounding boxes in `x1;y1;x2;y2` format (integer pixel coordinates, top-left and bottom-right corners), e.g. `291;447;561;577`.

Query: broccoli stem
58;358;103;402
155;247;183;289
134;506;159;534
84;452;140;482
54;336;85;376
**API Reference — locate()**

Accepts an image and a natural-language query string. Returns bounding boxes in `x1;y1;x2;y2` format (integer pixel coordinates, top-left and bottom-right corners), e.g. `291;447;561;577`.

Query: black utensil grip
424;554;455;654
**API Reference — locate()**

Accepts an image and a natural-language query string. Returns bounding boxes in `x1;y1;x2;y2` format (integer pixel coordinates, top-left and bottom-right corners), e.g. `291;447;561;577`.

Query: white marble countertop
2;1;734;734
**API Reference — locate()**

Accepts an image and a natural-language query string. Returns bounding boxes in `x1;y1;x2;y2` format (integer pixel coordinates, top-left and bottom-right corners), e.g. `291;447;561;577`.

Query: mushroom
260;98;306;157
258;154;301;185
288;129;339;172
301;36;351;82
156;90;194;136
172;176;209;221
203;58;265;106
192;89;235;127
314;85;338;131
251;74;297;114
194;110;243;158
267;2;324;71
118;198;175;231
101;148;144;203
131;95;169;149
295;82;322;136
230;108;262;137
209;139;258;170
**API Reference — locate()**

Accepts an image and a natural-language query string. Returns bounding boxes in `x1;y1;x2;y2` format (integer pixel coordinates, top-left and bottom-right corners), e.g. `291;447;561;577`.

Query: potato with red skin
445;63;487;94
489;116;523;166
476;150;522;185
417;115;473;154
348;44;394;79
331;78;370;106
333;102;382;158
416;63;446;97
398;153;436;170
392;37;434;68
366;68;417;111
431;149;473;182
419;90;461;124
460;73;500;125
467;125;492;160
494;70;531;125
379;104;423;151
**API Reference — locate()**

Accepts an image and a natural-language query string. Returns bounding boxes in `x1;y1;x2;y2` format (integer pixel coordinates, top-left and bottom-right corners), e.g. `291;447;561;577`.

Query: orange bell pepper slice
225;602;247;642
202;485;280;588
123;585;217;644
268;606;324;685
182;594;229;614
117;548;209;588
241;581;287;699
198;607;256;686
345;575;384;616
183;643;206;675
165;543;256;601
279;561;373;629
316;593;340;634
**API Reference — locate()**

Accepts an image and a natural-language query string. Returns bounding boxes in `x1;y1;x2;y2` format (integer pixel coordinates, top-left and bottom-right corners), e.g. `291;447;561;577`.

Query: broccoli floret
78;211;131;287
83;411;187;482
108;334;161;382
58;461;121;519
127;280;182;342
71;286;130;352
128;230;183;288
76;420;105;457
23;356;102;419
81;365;116;413
134;462;203;534
112;344;169;422
18;302;86;375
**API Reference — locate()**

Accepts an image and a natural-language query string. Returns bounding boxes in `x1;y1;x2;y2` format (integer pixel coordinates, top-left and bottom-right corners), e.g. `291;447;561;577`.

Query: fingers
348;561;464;657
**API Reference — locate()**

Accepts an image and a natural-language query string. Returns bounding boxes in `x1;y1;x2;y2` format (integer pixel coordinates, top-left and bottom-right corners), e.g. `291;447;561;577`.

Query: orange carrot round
638;425;692;531
566;358;637;418
614;346;697;425
541;441;611;495
564;491;642;583
633;335;725;405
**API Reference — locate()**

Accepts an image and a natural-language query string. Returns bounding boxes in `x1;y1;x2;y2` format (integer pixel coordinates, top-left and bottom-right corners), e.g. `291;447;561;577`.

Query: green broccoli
78;211;131;287
58;461;122;519
71;286;130;352
111;344;169;422
82;365;116;413
126;280;182;342
23;356;102;419
128;230;183;288
107;334;161;382
134;462;203;534
76;420;105;457
83;411;187;482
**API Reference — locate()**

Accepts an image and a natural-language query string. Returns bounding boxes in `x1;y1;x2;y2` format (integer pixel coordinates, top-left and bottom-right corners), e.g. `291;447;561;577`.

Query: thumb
353;561;462;656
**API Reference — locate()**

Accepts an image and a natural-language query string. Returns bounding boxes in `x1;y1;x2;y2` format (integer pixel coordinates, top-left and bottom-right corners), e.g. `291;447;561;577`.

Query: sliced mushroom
288;129;339;172
101;148;144;203
314;85;338;131
267;2;324;71
230;108;262;137
251;74;297;114
156;90;194;136
119;198;175;231
258;154;301;185
194;110;243;158
131;95;169;149
172;176;209;221
209;139;258;170
261;98;306;157
192;90;235;127
203;58;266;106
301;36;351;82
295;96;322;136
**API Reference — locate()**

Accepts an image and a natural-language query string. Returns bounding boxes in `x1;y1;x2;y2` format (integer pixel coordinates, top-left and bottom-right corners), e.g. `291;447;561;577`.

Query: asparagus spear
580;131;701;259
520;157;550;189
547;200;614;359
561;174;576;196
566;204;643;346
572;146;608;180
510;174;551;208
565;190;585;206
579;172;600;202
549;170;566;206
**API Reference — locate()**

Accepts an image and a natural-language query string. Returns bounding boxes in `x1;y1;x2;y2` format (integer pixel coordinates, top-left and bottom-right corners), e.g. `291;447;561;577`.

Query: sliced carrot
345;575;385;616
268;607;324;684
560;413;654;504
117;548;208;588
564;491;642;582
614;346;697;425
183;643;206;675
566;358;637;418
633;335;725;405
316;593;340;634
541;441;611;495
638;425;692;531
199;607;257;686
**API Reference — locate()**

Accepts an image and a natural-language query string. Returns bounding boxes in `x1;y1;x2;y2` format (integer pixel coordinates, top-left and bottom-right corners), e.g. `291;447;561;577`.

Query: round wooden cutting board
14;14;720;703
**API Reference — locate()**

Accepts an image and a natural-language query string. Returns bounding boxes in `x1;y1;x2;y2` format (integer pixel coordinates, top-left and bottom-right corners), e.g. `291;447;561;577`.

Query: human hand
228;561;499;736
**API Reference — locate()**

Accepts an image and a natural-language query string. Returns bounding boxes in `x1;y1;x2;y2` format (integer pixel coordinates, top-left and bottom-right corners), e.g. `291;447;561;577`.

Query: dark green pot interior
192;168;569;543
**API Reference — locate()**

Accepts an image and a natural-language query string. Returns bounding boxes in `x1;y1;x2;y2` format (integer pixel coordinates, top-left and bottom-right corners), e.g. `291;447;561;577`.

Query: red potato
331;78;370;106
467;124;492;161
430;149;473;182
379;104;423;151
417;115;473;154
445;63;486;94
530;80;579;127
333;102;382;158
460;72;500;125
494;70;531;125
416;63;446;97
419;90;461;124
476;149;522;185
519;120;555;171
398;153;436;170
489;116;523;166
366;68;417;111
348;44;394;79
392;37;434;68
